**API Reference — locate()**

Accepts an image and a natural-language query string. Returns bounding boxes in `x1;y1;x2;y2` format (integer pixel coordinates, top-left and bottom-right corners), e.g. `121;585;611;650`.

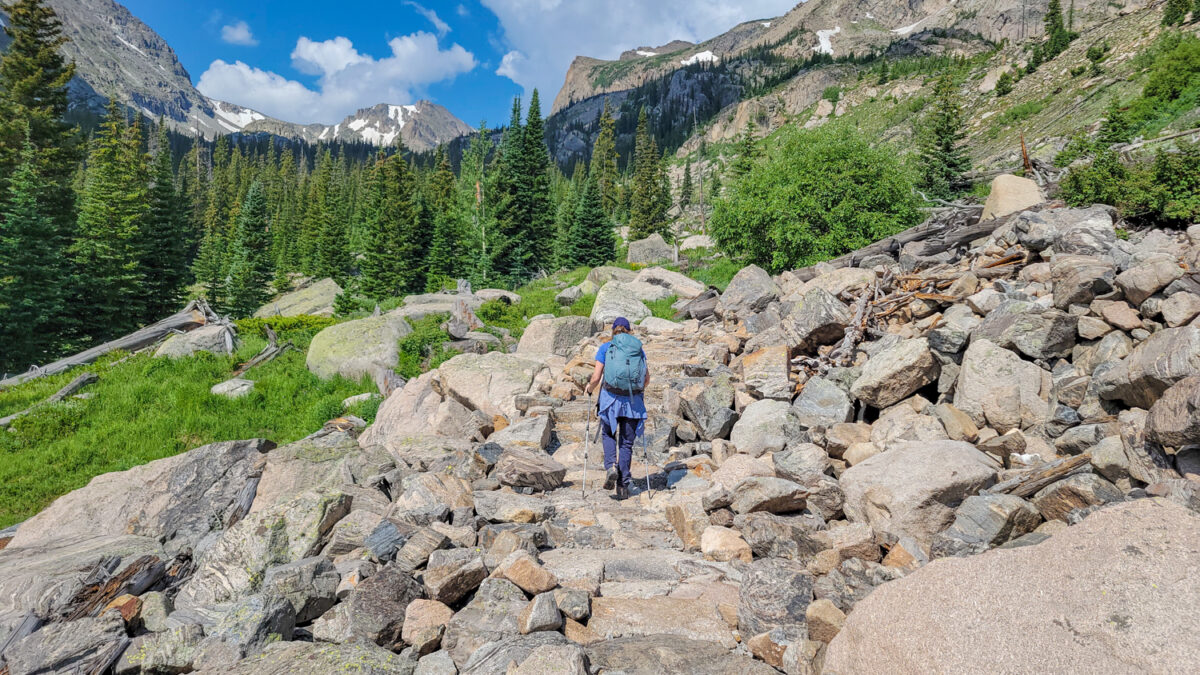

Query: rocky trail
2;179;1200;674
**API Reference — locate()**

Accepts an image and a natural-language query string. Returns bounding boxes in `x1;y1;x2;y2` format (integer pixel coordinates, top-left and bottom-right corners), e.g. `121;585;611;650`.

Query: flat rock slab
221;641;410;674
588;597;736;648
585;636;777;675
825;499;1200;674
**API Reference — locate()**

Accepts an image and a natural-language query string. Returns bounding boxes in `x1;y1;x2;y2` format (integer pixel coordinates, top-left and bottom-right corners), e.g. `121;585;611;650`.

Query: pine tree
1044;0;1073;59
628;108;667;240
1099;98;1133;145
916;74;971;200
0;0;81;348
490;91;554;285
223;181;273;317
995;70;1015;97
140;122;188;320
359;151;419;299
1163;0;1190;25
0;135;64;373
72;100;149;339
566;170;615;268
728;121;760;181
193;137;233;301
680;159;694;208
591;101;619;216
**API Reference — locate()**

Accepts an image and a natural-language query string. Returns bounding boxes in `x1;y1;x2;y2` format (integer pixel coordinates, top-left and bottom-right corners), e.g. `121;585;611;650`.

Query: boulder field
1;203;1199;673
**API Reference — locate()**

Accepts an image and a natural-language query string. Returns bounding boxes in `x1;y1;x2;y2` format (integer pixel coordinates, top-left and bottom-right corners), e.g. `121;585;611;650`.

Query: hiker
584;317;649;499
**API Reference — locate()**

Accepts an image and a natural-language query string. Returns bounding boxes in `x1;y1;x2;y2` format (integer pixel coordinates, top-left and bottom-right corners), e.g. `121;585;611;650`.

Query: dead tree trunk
0;300;222;391
0;373;98;427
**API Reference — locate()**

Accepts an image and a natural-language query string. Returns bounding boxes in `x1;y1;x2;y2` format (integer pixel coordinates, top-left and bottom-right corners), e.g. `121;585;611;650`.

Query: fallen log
984;454;1092;499
232;324;293;377
0;372;98;427
0;300;222;391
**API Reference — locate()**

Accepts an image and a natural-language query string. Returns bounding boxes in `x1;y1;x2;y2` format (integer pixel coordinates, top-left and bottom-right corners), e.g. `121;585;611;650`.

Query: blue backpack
604;333;647;393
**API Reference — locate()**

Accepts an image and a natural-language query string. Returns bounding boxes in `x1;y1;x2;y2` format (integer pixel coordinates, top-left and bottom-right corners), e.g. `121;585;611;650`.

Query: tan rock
843;442;881;467
700;526;752;563
665;497;709;551
588;597;736;648
807;549;842;576
825;500;1200;674
402;599;453;655
500;552;559;595
747;630;790;668
805;598;846;643
980;175;1042;221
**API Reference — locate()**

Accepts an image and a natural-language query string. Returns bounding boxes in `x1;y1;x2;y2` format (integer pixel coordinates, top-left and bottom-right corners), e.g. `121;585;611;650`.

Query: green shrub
645;297;680;320
709;124;923;272
996;100;1046;126
395;315;455;379
1059;143;1200;225
1054;133;1099;167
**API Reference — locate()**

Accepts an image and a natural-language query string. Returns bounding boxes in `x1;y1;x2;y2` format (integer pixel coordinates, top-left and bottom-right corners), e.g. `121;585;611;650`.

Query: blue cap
612;317;631;331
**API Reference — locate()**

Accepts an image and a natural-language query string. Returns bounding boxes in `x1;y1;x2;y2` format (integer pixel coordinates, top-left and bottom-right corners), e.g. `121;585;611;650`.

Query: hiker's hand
584;384;593;396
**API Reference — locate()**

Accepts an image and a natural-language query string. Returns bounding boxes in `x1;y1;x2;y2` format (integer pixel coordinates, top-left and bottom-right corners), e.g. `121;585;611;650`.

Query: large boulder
1146;375;1200;447
729;399;801;457
2;610;127;675
441;578;528;666
590;282;652;327
1095;326;1200;408
1116;259;1184;306
979;174;1042;221
1051;255;1115;309
825;499;1200;674
251;430;363;513
717;265;779;319
971;302;1078;360
633;267;707;299
175;490;351;608
840;441;1000;545
359;372;441;447
786;288;851;352
437;352;547;420
740;345;793;401
793;376;854;428
586;266;637;286
517;316;593;357
955;339;1051;433
9;439;271;553
254;278;342;318
585;636;777;675
311;563;423;649
306;314;413;381
155;323;233;358
850;338;940;409
221;642;411;675
626;233;673;264
680;376;737;441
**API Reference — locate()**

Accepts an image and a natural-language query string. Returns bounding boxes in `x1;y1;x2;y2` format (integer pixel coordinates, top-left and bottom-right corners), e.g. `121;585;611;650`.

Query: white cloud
405;1;451;37
481;0;798;99
220;20;259;47
457;4;470;17
197;32;476;124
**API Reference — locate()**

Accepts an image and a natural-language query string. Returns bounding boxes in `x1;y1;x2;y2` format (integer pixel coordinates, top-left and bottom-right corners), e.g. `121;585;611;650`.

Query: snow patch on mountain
681;50;717;66
112;32;146;58
891;19;926;35
815;27;841;56
636;50;658;57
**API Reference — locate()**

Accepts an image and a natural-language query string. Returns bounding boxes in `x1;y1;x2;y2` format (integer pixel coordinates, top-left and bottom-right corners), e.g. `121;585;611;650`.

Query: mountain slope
0;0;471;150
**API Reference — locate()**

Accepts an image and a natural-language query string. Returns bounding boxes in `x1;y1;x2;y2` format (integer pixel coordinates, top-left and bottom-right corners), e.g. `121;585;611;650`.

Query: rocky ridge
2;180;1199;672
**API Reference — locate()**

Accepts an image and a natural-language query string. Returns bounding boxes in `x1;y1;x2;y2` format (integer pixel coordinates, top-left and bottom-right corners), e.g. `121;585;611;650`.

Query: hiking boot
603;468;618;491
615;482;630;500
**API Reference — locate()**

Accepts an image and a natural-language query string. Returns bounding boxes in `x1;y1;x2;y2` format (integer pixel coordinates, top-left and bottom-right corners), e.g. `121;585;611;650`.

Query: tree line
0;0;696;375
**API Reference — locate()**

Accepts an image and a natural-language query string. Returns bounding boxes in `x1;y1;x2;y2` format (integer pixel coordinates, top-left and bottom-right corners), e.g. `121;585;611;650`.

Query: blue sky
120;0;799;126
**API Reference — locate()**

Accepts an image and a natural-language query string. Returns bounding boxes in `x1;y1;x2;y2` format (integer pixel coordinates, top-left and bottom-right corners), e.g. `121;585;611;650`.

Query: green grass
645;296;680;320
396;314;460;379
476;267;595;338
0;328;373;528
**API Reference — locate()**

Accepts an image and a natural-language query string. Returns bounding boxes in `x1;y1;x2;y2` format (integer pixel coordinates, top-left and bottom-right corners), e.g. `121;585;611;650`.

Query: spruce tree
1163;0;1190;26
995;70;1015;97
0;0;81;346
0;136;64;373
490;91;554;285
728;121;761;181
359;151;419;299
591;101;619;216
1043;0;1074;59
916;74;970;200
224;181;273;317
192;137;233;301
567;170;615;268
141;122;188;320
628;108;667;240
72;100;149;339
680;159;694;208
1099;98;1133;145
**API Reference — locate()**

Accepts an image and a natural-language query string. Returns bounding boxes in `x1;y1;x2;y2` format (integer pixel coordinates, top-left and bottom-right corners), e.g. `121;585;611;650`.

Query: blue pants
602;416;638;486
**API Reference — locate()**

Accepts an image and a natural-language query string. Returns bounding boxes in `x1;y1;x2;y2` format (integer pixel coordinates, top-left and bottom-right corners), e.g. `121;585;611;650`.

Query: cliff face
550;0;1149;115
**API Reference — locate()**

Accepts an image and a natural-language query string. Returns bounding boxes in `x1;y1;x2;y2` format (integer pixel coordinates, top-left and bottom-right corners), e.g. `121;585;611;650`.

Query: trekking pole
642;413;653;499
581;390;595;499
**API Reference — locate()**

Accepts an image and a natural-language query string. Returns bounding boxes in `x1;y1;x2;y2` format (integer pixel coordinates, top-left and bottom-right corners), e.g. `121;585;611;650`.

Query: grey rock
461;633;572;675
813;558;906;613
510;644;588;675
730;399;801;457
930;494;1042;558
442;579;528;667
365;519;415;562
254;278;343;318
416;650;458;675
738;558;814;640
774;443;832;481
717;264;780;318
518;592;562;634
955;339;1051;433
626;233;673;264
680;375;737;441
1051;255;1115;309
792;377;854;429
492;447;566;492
425;556;488;605
394;528;451;573
735;512;824;560
262;556;340;623
307;314;413;381
1146;374;1200;447
1095;326;1200;408
851;338;940;408
474;490;552;524
731;476;808;514
841;441;999;545
1032;474;1124;521
553;588;591;622
156;323;233;358
517;316;593;356
197;594;296;669
3;611;126;675
224;641;414;675
787;288;851;353
9;438;271;553
972;302;1078;360
590;281;652;326
311;563;424;649
585;636;777;674
115;624;203;674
